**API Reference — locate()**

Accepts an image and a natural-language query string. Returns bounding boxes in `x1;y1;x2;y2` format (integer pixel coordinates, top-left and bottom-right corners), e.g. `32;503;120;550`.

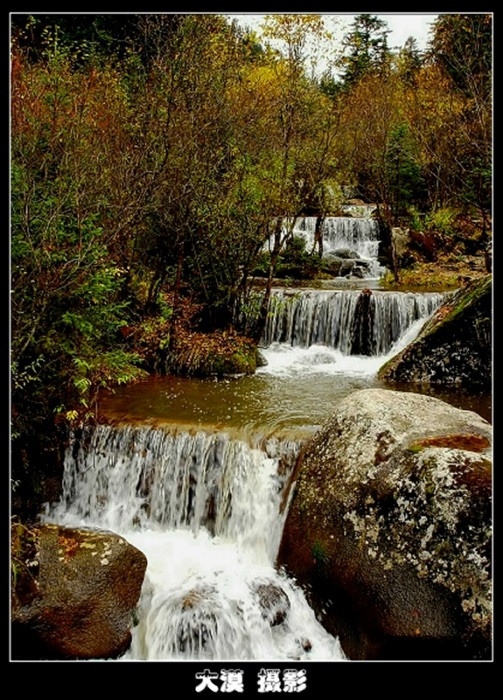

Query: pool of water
99;349;491;442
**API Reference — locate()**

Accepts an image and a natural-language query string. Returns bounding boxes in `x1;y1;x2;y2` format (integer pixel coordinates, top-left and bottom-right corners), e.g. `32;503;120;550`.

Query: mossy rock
378;275;491;388
11;522;147;660
168;330;260;378
205;347;259;376
277;389;492;660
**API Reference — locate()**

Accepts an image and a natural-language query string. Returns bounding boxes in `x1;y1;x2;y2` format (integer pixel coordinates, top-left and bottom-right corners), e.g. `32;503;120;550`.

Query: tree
247;14;341;339
339;14;391;90
402;63;465;212
9;13;183;66
129;15;269;331
427;14;492;242
10;22;149;445
396;37;423;86
384;122;426;221
428;14;492;102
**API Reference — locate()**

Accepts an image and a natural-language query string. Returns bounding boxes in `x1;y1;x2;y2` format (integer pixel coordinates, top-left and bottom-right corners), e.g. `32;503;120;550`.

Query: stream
42;216;492;664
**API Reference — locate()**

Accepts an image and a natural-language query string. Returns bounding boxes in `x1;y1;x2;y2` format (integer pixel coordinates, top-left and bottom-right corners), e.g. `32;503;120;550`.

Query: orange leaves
434;304;453;322
58;533;80;560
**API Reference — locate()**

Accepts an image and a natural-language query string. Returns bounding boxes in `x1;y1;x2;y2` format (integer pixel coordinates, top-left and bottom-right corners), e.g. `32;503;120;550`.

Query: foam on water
41;287;447;662
44;427;346;661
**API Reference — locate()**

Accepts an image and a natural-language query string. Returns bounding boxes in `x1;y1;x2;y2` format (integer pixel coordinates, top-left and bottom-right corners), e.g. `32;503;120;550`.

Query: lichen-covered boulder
378;275;492;388
277;389;492;660
11;523;147;660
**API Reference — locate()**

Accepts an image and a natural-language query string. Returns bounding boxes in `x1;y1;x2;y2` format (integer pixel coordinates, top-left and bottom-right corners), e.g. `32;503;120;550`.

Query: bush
424;208;457;237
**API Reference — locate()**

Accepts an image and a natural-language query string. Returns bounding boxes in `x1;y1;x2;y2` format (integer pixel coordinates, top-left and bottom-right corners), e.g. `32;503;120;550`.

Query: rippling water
100;287;491;436
99;348;491;440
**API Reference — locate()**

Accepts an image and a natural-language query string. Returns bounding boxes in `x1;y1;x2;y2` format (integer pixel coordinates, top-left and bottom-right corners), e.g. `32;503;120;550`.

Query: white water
292;216;380;257
261;289;445;359
264;215;384;279
42;287;446;662
259;315;435;379
292;216;384;278
44;427;346;661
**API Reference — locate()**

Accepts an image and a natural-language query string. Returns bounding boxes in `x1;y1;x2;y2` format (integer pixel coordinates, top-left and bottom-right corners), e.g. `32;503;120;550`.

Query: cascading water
258;288;446;378
262;289;444;354
292;216;380;259
291;215;384;278
44;426;346;661
42;286;448;663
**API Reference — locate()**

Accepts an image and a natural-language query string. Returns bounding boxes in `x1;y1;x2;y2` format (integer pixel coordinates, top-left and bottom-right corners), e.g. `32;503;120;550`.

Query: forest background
10;13;492;516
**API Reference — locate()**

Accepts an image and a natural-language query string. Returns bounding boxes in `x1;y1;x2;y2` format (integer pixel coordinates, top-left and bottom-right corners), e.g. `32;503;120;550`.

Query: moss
204;347;258;376
311;540;331;572
379;267;463;290
424;275;491;335
378;274;491;388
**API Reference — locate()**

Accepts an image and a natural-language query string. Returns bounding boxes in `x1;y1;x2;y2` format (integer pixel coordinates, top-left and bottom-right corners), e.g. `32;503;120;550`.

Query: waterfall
49;426;298;561
292;216;380;260
261;289;445;356
44;425;345;661
264;215;384;279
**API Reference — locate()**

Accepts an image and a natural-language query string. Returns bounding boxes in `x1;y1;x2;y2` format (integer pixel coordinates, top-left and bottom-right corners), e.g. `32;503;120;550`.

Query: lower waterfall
44;425;346;661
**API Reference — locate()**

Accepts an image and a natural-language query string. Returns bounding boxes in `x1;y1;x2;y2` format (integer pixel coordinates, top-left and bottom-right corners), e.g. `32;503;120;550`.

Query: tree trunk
311;215;324;258
251;222;283;343
168;244;185;351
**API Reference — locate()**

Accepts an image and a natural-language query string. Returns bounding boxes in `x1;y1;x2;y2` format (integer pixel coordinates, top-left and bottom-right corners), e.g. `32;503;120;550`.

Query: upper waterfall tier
264;215;385;279
261;289;445;356
293;216;380;259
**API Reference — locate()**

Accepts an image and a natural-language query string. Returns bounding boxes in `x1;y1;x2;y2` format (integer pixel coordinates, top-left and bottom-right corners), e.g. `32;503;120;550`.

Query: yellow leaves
238;63;284;107
412;64;465;118
262;14;327;42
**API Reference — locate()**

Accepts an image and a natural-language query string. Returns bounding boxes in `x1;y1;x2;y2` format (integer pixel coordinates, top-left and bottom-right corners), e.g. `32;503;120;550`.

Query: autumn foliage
10;13;492;510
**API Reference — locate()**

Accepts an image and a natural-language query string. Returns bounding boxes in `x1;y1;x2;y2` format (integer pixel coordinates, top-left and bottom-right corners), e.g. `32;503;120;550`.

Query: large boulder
277;389;492;660
378;275;492;389
11;523;147;660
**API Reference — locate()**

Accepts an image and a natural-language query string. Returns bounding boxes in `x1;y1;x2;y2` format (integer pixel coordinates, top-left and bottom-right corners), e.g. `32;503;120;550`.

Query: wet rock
340;259;355;277
349;288;374;355
333;247;361;260
321;254;343;277
379;275;491;389
130;582;225;659
390;227;410;262
297;637;312;652
11;523;147;660
350;265;365;279
277;389;492;660
251;579;291;627
173;586;219;655
256;350;268;368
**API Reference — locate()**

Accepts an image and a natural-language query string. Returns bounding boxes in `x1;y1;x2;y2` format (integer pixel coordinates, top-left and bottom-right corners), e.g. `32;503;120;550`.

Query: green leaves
11;356;44;392
72;351;146;401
